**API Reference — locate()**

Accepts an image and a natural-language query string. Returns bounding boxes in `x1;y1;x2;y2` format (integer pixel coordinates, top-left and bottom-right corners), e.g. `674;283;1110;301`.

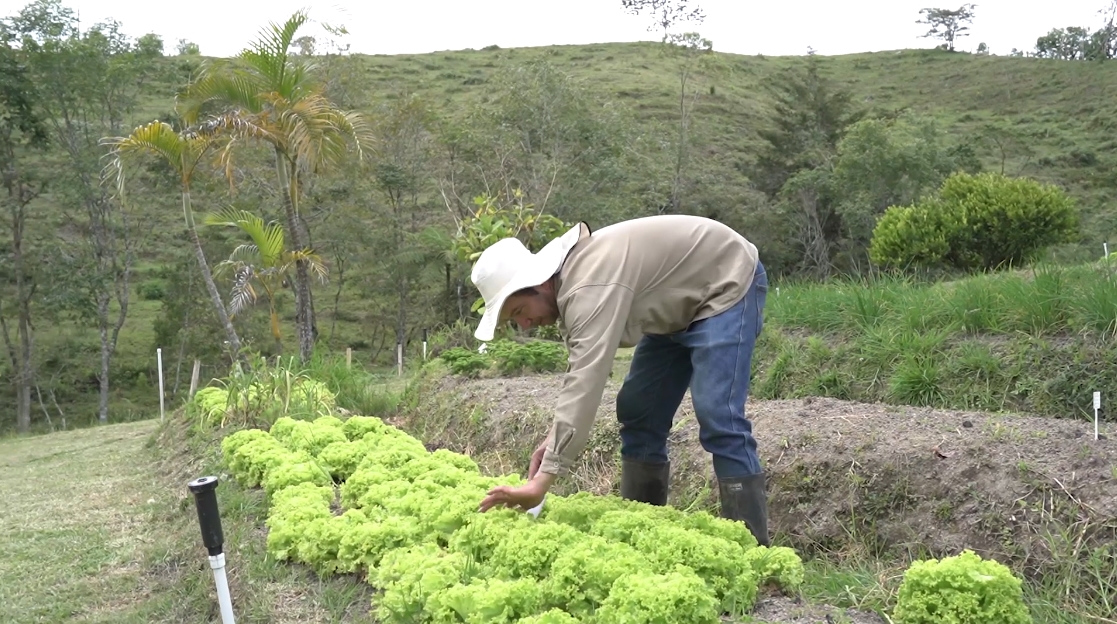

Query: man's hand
479;472;556;513
527;437;549;479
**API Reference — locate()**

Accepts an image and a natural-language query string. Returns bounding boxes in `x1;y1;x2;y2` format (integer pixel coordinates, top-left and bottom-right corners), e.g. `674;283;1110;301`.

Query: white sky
0;0;1110;58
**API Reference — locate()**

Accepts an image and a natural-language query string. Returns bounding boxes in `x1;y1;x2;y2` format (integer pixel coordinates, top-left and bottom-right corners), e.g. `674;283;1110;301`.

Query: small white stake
157;348;165;423
1093;391;1101;441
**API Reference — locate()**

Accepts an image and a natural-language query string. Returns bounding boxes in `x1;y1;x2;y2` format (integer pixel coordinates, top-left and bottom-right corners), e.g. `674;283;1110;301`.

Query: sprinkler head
188;475;225;556
188;475;219;494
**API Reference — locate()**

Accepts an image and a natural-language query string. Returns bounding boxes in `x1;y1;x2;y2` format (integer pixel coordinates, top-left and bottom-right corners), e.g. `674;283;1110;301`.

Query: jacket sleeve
538;283;635;477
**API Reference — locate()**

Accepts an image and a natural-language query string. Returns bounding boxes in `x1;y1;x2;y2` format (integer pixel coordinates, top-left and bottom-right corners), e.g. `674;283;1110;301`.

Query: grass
0;414;390;623
0;421;166;623
754;261;1117;419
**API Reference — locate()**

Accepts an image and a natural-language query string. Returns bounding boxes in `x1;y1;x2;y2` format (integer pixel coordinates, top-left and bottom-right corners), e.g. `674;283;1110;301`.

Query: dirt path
0;421;165;624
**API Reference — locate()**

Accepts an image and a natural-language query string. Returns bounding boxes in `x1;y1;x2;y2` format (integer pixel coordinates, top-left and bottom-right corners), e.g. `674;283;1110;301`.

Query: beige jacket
539;214;760;477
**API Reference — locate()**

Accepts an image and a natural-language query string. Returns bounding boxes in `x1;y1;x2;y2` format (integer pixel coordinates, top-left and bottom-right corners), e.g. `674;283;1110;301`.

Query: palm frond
229;265;258;317
100;120;225;200
266;92;369;174
238;10;314;100
178;70;266;125
203;207;286;268
288;248;330;283
227;243;263;266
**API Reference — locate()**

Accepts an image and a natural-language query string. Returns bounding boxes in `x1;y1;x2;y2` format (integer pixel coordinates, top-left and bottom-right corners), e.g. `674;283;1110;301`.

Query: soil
399;372;1117;610
747;594;889;624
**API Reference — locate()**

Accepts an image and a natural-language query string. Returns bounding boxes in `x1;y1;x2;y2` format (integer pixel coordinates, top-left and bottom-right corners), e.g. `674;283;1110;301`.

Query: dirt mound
398;371;1117;584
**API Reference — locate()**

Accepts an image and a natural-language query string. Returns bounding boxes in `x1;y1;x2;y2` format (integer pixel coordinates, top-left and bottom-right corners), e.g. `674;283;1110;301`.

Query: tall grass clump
757;262;1117;419
186;352;402;434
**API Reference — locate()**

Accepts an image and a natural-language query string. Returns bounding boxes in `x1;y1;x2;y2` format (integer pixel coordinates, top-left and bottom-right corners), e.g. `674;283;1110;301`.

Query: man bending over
471;214;770;546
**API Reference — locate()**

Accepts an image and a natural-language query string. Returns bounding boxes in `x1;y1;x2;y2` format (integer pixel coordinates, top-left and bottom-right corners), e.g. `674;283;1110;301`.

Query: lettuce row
219;414;806;623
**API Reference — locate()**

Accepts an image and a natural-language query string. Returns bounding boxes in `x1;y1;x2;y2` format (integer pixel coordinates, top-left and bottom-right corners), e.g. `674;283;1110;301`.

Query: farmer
470;214;771;545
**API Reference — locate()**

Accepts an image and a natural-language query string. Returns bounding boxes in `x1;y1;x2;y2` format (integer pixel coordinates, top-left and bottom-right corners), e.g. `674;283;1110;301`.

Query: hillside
6;34;1117;431
333;43;1117;238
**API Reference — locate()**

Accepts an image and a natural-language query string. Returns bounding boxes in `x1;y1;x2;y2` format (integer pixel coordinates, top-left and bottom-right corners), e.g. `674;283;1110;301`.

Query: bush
438;339;568;378
869;171;1079;272
486;339;567;375
138;279;166;301
892;549;1031;624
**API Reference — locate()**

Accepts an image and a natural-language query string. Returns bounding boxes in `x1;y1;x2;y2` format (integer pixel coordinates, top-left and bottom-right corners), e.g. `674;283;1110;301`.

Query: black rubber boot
619;458;670;506
718;472;771;547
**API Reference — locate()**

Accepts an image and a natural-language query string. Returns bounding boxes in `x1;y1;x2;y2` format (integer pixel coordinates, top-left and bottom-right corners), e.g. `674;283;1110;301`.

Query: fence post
189;359;201;399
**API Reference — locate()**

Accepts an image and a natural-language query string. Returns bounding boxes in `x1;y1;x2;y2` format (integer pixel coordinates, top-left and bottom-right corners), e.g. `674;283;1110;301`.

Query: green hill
5;27;1117;431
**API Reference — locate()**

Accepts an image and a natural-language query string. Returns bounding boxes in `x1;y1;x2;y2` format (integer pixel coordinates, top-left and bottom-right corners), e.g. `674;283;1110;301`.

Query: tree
204;207;326;355
0;29;48;433
660;31;715;214
368;93;440;361
176;39;199;55
437;59;636;226
620;0;705;41
135;33;163;57
6;0;156;425
178;10;373;364
753;53;864;277
917;4;977;51
829;112;977;259
103;119;249;364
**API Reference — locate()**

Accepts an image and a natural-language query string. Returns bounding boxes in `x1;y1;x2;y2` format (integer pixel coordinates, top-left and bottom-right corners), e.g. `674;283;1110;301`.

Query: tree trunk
1;179;37;433
17;307;31;432
97;295;111;423
183;191;243;362
274;150;315;363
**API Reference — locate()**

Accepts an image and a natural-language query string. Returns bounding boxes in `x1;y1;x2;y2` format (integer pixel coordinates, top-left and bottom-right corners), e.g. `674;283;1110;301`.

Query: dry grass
0;416;381;624
0;421;163;623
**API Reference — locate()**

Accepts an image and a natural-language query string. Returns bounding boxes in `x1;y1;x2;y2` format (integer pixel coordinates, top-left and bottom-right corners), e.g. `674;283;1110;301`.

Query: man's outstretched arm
539;283;635;477
479;283;635;511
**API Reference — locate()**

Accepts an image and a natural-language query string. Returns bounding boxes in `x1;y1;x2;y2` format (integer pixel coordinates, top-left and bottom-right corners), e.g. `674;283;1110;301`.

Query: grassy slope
753;261;1117;421
12;43;1117;431
0;417;383;624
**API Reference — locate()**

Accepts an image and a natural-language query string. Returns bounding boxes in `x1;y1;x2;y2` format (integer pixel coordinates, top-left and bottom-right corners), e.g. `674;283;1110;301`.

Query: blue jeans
615;261;768;479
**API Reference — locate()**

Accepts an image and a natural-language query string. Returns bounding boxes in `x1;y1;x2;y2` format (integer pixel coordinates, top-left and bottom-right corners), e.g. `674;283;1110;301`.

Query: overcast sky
0;0;1110;58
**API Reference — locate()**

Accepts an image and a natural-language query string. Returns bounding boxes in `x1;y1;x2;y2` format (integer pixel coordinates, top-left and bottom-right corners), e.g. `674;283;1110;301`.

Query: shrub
869;171;1078;272
438;339;568;377
138;279;166;300
486;339;567;375
892;549;1031;624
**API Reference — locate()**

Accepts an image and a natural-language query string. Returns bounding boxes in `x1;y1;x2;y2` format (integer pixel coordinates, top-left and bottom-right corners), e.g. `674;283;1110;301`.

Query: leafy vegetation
870;172;1080;272
215;401;805;622
438;339;568;378
892;550;1031;624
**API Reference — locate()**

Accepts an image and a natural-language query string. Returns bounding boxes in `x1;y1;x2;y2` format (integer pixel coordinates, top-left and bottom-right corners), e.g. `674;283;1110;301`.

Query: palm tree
101;118;262;363
203;206;327;355
176;10;373;363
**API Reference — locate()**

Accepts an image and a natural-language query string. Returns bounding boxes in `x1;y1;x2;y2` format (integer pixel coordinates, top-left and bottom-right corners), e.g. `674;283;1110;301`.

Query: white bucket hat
471;222;588;341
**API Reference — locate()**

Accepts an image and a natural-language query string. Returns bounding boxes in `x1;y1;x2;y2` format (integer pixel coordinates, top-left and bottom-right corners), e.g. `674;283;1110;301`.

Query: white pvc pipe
209;554;236;624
